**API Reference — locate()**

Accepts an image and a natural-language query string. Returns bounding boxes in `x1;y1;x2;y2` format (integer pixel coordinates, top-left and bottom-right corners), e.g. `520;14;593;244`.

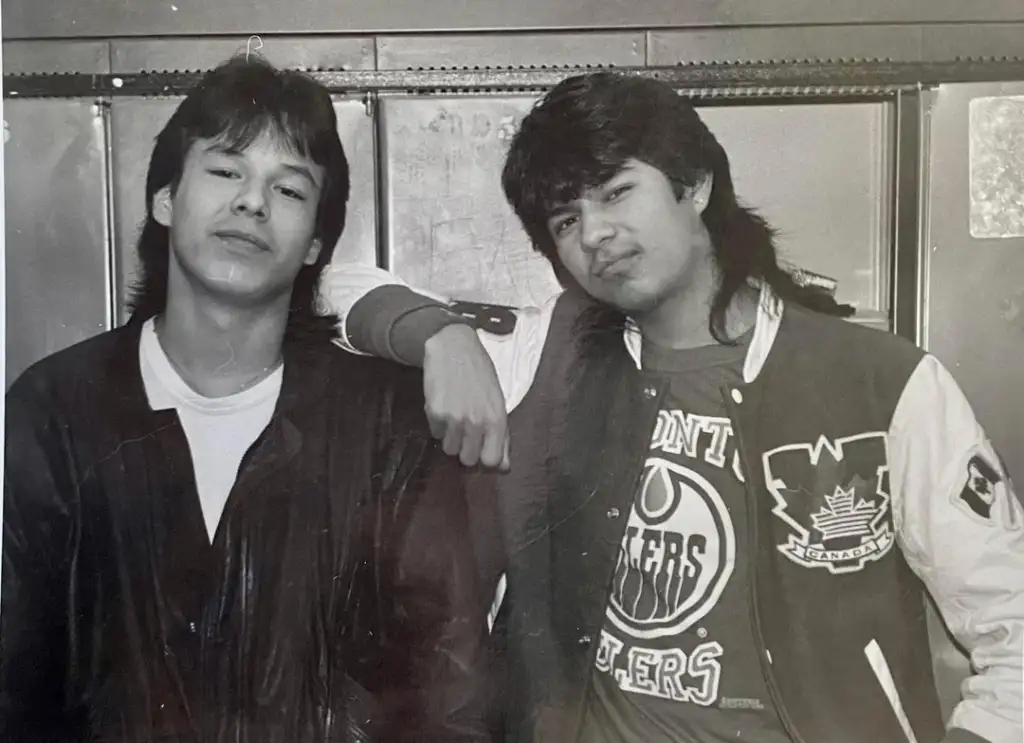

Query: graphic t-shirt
578;333;791;743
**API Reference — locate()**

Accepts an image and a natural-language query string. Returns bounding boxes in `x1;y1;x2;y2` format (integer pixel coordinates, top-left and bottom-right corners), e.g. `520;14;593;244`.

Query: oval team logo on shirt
607;457;736;640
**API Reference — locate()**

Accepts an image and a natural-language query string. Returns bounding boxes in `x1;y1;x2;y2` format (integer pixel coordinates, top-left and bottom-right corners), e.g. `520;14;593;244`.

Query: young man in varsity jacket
325;73;1024;743
1;56;490;742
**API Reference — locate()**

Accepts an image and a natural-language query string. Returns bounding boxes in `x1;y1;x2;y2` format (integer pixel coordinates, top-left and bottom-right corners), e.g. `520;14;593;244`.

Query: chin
590;283;661;316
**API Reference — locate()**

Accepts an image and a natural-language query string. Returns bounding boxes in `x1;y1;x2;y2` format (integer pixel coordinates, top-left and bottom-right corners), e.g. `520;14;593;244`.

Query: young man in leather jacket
1;56;490;743
323;73;1023;743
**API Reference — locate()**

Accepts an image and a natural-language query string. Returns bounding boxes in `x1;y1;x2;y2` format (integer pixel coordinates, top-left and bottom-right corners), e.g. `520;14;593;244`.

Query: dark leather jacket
1;317;491;743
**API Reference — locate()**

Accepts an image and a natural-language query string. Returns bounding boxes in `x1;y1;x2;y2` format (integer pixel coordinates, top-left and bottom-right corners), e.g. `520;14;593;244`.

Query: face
153;131;325;306
546;159;713;316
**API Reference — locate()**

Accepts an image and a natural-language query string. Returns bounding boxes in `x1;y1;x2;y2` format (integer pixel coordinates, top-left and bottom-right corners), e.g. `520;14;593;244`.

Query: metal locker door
4;99;111;386
925;82;1024;481
110;95;377;323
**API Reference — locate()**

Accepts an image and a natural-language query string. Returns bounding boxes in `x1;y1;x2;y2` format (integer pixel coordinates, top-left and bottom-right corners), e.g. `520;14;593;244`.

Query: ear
303;238;323;266
691;173;714;215
152;186;173;227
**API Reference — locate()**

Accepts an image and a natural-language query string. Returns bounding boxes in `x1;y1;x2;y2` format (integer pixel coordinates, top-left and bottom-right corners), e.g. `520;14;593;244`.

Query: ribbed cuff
347;285;471;366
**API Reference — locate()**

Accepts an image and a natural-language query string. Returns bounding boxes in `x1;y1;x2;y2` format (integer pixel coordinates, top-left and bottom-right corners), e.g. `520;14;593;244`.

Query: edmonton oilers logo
607;458;735;640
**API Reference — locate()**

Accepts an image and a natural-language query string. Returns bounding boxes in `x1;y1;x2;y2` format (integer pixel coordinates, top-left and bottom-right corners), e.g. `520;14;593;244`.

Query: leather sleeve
1;374;80;740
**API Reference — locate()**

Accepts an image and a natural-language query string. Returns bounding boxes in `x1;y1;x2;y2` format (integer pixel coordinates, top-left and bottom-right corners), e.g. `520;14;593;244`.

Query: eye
552;215;578;236
605;184;632;202
208;168;239;179
276;185;308;202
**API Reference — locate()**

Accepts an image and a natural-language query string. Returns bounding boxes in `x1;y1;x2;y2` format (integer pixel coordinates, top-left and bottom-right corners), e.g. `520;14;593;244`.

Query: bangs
195;87;334;164
204;111;316;161
518;136;629;222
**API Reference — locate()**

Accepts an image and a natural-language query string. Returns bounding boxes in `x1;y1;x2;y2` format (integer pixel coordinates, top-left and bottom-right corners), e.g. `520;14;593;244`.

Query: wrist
424;322;479;359
394;307;473;367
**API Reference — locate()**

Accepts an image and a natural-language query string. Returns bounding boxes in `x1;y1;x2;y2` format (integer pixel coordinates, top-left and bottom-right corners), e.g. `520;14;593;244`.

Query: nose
579;201;614;253
230;179;269;221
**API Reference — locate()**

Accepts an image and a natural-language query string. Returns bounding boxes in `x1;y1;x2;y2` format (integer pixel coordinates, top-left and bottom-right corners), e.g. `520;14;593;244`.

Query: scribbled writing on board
385;96;560;308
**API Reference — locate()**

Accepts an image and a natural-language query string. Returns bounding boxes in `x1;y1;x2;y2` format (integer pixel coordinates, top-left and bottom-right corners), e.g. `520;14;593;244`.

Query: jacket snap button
579;635;592;646
607;507;620;519
731;388;744;404
644;386;657;399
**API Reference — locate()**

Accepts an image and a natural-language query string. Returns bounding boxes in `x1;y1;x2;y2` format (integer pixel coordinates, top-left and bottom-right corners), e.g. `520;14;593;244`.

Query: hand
423;324;510;471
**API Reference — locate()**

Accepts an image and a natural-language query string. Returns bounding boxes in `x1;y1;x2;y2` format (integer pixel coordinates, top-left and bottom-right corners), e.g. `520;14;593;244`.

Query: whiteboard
380;94;561;308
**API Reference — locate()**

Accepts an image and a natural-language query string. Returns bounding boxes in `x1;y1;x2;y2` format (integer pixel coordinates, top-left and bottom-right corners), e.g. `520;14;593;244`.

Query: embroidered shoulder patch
959;455;1002;519
955;454;1020;530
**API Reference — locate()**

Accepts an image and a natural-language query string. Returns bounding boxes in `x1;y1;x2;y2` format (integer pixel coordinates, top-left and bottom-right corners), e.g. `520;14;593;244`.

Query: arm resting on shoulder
322;262;558;468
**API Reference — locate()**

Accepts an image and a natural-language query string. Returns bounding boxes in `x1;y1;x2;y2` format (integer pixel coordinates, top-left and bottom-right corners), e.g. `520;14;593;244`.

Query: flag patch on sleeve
959;455;1002;519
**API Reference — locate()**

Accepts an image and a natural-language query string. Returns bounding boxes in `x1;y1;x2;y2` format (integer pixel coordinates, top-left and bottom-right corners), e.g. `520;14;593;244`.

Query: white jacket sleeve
321;261;555;413
889;354;1024;743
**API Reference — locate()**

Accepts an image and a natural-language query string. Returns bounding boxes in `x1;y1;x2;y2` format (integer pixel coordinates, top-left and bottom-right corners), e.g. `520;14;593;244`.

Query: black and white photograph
1;2;1023;742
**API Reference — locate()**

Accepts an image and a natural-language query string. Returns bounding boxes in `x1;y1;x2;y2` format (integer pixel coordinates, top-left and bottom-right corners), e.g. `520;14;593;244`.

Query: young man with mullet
327;73;1024;743
1;56;489;743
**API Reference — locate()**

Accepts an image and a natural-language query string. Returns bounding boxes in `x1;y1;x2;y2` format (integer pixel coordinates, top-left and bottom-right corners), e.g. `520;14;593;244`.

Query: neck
635;257;758;350
156;280;289;398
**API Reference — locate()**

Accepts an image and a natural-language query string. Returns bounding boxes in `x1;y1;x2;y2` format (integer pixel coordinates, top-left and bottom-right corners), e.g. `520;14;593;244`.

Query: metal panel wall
6;0;1024;39
648;24;1024;65
381;95;892;313
4;99;110;385
111;95;377;322
924;82;1024;482
376;32;643;69
110;37;376;74
3;40;111;75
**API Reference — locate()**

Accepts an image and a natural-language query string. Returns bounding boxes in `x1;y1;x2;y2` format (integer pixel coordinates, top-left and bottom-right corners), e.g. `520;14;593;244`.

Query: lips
214;229;271;253
593;250;639;279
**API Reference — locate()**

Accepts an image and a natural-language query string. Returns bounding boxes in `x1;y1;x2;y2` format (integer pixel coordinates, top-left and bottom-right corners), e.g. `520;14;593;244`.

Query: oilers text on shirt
594;409;742;707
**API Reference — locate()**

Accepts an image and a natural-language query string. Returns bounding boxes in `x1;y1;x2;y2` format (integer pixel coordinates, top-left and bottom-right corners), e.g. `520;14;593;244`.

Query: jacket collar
621;283;784;383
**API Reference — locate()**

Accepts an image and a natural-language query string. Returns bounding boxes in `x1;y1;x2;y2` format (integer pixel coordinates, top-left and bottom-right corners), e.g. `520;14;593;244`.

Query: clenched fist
423;323;511;470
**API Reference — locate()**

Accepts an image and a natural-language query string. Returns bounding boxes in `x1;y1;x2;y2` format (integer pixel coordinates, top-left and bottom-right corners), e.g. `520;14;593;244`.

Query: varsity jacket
326;267;1024;743
1;317;491;743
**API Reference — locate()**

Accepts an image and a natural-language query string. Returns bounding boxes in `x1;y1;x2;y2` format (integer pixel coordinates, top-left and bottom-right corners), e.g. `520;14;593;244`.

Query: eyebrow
280;163;321;188
547;203;578;220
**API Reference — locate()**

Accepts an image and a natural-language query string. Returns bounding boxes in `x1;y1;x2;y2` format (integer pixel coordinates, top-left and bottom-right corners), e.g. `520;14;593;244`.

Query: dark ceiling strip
5;59;1024;98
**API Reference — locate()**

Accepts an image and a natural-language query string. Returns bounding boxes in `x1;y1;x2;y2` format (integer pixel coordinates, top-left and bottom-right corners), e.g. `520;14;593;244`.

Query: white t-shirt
139;318;283;541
